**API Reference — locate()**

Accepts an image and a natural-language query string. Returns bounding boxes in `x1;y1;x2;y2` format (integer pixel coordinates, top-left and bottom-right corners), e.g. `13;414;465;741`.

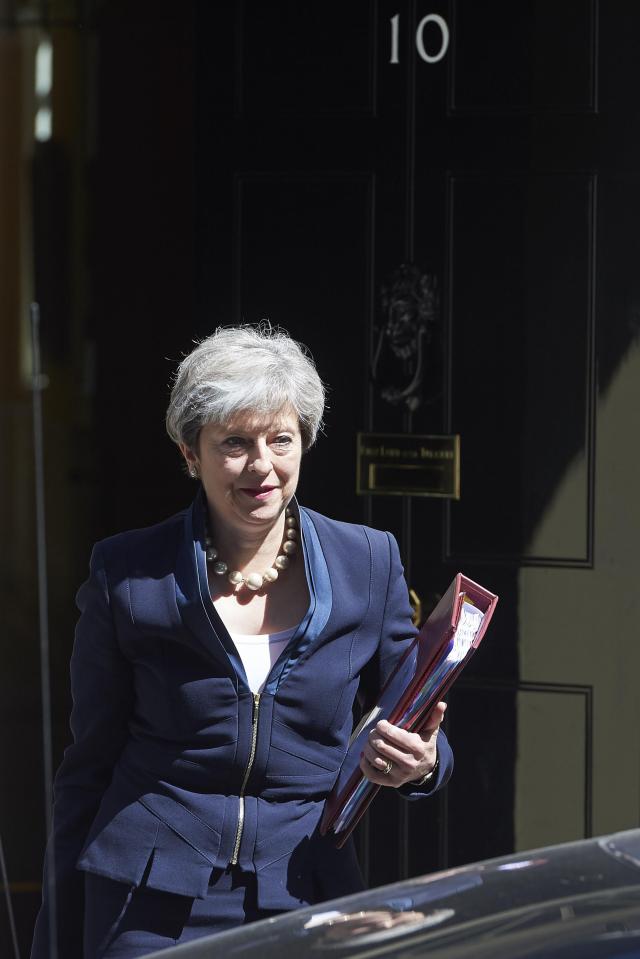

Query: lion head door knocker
371;264;440;412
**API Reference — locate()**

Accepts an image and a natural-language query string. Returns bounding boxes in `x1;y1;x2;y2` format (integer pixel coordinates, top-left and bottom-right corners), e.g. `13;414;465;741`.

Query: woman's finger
362;738;424;779
359;751;400;786
372;720;431;757
416;701;447;737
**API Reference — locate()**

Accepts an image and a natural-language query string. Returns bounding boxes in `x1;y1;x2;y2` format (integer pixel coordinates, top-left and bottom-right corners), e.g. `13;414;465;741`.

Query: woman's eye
273;435;292;447
222;436;246;449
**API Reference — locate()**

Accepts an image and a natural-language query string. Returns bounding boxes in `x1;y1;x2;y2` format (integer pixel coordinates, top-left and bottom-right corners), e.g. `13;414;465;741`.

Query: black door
194;0;640;887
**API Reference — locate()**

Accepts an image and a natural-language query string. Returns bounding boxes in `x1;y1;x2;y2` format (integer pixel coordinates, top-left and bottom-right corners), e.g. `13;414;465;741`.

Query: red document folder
320;573;498;846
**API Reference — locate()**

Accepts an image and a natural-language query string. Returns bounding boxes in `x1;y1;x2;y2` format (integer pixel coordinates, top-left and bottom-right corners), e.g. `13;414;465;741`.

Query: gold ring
382;760;393;775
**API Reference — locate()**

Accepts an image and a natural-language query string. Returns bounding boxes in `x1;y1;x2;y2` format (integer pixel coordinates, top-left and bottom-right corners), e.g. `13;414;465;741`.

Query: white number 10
390;13;450;64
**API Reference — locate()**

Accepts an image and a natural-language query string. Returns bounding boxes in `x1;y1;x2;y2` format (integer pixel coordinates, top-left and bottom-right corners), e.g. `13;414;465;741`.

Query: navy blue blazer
32;495;453;958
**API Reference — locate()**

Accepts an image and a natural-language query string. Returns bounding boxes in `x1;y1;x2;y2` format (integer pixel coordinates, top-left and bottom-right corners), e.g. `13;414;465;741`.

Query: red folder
320;573;498;846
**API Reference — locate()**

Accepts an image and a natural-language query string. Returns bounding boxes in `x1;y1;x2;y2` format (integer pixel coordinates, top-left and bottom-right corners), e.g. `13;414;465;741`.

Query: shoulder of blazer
95;507;187;573
299;505;392;567
300;504;387;539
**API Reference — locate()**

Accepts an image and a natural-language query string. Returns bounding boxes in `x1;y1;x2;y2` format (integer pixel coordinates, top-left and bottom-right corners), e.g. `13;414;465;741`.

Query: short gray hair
166;324;326;452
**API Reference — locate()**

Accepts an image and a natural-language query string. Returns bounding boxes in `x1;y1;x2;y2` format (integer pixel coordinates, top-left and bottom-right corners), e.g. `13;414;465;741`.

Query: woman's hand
359;702;447;788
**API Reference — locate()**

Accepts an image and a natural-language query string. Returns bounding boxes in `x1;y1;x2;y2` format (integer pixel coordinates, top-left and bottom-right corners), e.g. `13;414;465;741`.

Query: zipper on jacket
230;692;261;866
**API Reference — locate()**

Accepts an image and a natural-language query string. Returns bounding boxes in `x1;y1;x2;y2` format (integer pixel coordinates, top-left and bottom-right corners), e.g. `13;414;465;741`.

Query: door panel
239;0;377;116
445;172;595;565
449;0;598;114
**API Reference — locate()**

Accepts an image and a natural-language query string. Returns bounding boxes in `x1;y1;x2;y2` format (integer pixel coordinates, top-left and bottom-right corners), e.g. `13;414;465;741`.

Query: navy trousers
84;867;284;958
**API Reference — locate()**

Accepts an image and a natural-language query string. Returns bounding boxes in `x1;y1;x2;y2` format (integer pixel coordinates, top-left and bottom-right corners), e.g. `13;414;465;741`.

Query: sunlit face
184;407;303;533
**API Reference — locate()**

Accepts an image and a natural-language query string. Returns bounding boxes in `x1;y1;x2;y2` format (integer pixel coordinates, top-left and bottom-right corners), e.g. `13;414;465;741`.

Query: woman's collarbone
212;590;306;636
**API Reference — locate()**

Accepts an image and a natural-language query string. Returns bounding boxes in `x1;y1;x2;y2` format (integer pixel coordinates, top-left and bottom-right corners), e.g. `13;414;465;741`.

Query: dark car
147;829;640;959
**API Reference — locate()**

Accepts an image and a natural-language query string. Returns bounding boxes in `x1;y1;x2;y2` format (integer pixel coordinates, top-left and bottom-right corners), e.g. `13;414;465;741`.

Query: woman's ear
179;444;199;478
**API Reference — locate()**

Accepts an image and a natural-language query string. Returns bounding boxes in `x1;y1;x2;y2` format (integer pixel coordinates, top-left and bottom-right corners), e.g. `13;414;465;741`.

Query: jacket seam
92;541;133;665
137;800;218;862
141;795;222;839
269;736;340;772
348;527;374;681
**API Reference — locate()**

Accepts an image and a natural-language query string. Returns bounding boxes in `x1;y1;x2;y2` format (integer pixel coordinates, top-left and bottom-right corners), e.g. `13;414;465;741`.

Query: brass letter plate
357;432;460;498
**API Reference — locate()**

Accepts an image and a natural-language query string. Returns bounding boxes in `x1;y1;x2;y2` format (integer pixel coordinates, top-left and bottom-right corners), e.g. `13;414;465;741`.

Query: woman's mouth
239;486;277;500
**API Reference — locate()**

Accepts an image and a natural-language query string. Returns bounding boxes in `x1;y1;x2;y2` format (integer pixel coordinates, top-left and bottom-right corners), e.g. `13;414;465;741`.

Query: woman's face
185;406;303;533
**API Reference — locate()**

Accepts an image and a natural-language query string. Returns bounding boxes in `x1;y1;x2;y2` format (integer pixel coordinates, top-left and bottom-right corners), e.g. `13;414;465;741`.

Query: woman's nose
248;458;270;475
248;444;272;474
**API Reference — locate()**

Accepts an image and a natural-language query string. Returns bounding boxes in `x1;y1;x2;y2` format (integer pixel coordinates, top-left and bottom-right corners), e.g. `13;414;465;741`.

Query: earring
189;464;199;479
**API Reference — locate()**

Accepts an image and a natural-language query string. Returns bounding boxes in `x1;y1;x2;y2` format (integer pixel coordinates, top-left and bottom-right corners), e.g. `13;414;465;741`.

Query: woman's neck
207;512;287;573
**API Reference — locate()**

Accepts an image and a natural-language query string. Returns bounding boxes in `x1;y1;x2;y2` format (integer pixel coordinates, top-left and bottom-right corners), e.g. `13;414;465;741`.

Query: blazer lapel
263;501;333;694
174;493;239;684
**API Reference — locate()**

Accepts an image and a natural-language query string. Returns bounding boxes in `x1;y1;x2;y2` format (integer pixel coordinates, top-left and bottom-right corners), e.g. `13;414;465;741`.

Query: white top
227;626;297;693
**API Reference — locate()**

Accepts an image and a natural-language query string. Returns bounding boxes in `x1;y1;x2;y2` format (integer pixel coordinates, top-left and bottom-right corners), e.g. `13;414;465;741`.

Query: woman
32;325;452;959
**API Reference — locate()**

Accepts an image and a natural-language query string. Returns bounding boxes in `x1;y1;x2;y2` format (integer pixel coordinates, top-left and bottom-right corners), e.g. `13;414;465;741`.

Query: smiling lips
239;486;278;500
